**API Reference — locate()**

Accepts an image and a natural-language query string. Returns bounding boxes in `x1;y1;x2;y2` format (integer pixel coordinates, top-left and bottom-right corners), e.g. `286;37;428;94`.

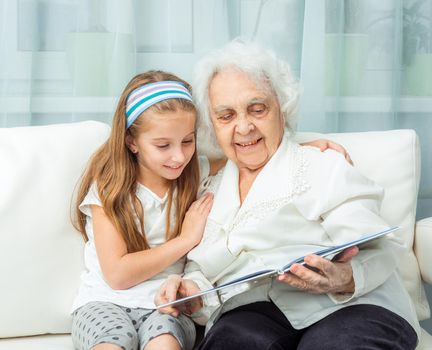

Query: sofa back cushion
0;121;110;338
295;129;430;320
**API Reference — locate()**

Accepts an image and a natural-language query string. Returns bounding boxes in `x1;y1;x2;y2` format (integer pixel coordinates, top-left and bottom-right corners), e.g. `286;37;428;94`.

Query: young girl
71;71;216;350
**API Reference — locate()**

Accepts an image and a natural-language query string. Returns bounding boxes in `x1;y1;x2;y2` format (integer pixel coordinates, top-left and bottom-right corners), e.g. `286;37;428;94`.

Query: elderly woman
156;41;419;350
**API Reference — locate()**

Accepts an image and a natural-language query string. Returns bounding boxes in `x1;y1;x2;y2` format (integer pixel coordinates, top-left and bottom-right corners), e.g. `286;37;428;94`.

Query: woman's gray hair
193;39;300;156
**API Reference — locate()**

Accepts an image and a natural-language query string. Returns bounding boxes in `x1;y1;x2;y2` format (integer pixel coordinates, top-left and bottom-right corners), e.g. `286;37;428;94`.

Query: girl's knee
91;343;123;350
143;333;181;350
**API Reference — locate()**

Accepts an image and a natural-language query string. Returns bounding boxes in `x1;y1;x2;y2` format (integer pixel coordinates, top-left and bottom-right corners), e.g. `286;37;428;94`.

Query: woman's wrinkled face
208;69;285;171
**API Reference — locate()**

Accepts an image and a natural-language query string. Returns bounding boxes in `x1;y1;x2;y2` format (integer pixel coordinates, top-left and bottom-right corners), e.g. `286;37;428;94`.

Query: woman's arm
278;246;358;294
279;232;401;303
280;149;401;301
93;192;213;290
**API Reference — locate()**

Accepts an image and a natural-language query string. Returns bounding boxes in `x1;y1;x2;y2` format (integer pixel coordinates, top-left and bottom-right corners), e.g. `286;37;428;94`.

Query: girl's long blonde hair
73;71;200;252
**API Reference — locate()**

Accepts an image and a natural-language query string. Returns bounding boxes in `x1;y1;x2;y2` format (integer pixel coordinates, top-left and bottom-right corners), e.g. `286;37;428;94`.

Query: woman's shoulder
299;143;379;188
300;142;347;162
292;144;383;219
298;143;357;180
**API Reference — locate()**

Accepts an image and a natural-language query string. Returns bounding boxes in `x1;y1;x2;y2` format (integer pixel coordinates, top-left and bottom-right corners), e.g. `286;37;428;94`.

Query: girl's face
127;110;196;187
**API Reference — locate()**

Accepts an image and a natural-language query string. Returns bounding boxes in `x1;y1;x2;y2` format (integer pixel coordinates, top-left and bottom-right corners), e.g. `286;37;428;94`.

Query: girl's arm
207;140;352;176
92;192;213;290
155;261;221;324
301;139;353;165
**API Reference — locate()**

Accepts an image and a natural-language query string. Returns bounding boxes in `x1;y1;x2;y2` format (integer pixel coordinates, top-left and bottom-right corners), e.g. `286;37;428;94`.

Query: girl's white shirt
71;156;210;312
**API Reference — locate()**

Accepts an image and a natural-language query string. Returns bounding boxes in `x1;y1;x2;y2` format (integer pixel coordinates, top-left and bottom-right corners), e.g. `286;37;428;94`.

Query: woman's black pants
198;302;417;350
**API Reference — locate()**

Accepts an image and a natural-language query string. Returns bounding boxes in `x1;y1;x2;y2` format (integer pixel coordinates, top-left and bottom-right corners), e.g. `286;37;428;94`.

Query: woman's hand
277;246;358;294
302;139;353;165
155;275;203;317
179;192;213;247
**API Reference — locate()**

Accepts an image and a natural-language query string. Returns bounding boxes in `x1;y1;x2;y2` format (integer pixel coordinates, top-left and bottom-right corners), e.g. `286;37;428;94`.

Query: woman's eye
219;114;233;121
249;104;267;115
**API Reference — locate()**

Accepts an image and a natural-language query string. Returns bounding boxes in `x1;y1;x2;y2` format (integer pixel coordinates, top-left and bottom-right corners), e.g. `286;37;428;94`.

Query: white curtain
1;0;431;215
3;0;430;214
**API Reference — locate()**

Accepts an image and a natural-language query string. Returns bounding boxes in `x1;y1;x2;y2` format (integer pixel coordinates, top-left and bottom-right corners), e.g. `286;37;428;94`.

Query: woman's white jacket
185;134;420;337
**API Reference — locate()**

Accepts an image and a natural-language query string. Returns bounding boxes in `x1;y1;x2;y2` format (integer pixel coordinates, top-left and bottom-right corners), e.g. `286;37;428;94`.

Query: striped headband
125;81;193;128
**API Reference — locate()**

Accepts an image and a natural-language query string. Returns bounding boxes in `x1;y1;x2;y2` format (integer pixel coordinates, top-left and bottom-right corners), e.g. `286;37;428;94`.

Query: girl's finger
318;140;328;151
201;199;214;215
329;142;346;155
196;192;213;211
165;276;182;302
190;193;209;210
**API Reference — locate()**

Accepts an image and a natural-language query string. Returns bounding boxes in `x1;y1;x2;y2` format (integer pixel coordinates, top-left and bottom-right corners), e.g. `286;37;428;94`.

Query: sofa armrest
414;217;432;284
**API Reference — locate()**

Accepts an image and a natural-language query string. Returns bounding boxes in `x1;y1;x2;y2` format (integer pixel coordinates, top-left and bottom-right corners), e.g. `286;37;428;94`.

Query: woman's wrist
334;266;355;294
337;277;355;294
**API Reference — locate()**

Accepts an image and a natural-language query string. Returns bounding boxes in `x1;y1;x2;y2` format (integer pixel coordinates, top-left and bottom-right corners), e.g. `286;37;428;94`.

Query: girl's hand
155;275;203;317
301;139;353;165
277;246;358;294
180;192;214;247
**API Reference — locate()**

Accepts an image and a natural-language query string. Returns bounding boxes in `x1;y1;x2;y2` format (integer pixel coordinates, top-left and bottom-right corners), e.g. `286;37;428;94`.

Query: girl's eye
156;144;169;149
182;139;194;144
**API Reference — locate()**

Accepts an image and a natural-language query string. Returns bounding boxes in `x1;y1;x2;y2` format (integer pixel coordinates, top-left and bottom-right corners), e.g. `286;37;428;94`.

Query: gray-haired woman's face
208;69;284;171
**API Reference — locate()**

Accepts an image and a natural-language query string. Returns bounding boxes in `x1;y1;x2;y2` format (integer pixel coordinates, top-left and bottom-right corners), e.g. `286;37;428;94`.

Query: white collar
137;182;168;208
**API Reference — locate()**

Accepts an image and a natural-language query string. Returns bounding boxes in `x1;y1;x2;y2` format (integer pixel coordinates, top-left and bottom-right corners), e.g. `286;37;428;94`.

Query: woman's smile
234;137;263;150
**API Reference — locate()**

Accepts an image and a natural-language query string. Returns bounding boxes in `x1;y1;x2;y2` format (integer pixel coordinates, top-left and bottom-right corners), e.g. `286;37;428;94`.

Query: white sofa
0;121;431;349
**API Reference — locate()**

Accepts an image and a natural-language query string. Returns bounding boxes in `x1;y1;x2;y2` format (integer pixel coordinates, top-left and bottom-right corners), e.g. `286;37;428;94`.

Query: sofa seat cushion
0;334;73;350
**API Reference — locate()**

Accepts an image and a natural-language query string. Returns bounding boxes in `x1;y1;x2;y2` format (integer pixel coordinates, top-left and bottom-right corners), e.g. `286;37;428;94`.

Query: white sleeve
294;148;404;303
78;182;103;217
183;259;221;325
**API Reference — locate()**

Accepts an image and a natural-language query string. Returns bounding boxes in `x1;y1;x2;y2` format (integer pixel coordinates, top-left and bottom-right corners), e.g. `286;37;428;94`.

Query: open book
156;226;399;310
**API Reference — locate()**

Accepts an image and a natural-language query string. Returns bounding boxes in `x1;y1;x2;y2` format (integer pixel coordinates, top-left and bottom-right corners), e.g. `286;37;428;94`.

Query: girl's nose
171;148;186;163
